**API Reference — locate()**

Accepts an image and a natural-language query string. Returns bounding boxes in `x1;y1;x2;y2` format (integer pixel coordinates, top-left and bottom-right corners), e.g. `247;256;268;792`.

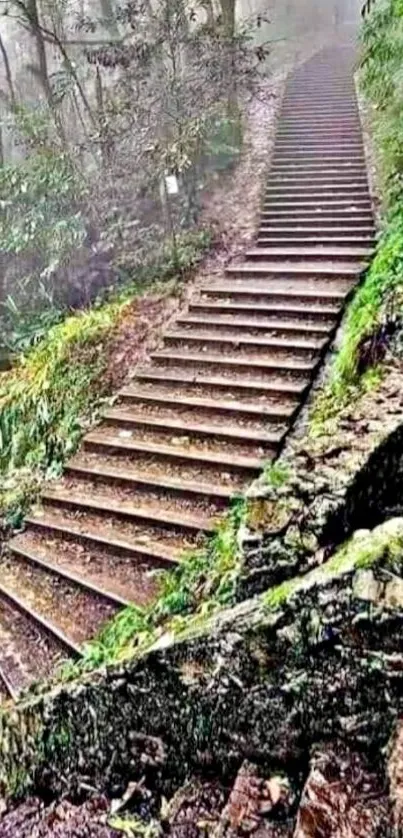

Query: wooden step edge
9;540;131;608
190;301;340;316
41;490;216;535
66;461;236;500
177;315;330;334
151;350;316;373
225;264;362;277
102;407;285;444
199;285;347;301
164;330;323;351
265;189;371;197
135;368;305;397
245;247;373;258
120;387;296;420
256;239;376;248
83;432;266;473
263;199;372;207
270;161;367;167
0;579;82;657
24;515;180;567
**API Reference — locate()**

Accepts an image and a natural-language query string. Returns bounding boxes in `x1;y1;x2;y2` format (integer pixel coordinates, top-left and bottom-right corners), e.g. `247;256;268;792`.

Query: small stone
353;570;382;603
384;577;403;609
352;529;371;540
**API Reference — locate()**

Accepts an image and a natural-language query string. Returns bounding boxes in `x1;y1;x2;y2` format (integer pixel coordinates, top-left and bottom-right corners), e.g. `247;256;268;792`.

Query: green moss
263;461;292;489
264;518;403;612
264;578;299;611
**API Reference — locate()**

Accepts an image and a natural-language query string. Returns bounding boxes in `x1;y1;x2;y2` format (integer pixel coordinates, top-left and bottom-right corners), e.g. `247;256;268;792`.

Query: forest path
1;45;375;698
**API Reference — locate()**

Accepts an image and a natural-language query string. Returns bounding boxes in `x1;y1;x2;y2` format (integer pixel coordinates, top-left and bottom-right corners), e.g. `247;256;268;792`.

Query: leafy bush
0;107;86;310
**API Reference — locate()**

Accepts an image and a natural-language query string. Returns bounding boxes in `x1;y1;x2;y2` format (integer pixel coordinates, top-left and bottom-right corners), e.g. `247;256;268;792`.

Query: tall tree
0;32;17;107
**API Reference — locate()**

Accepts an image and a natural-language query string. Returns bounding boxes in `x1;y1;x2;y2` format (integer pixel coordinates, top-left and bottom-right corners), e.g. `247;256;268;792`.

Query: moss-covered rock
0;519;401;808
239;401;403;599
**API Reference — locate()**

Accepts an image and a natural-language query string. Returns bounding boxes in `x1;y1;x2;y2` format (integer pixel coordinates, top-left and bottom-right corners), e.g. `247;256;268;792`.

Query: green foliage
263;460;291;489
0;106;86;304
322;0;403;405
0;302;120;475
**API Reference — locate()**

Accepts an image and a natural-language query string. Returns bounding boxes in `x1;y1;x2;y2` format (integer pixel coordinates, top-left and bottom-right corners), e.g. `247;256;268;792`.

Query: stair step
25;514;181;567
264;197;371;208
276;127;361;136
271;159;365;167
41;489;215;535
279;116;360;125
135;367;306;398
9;540;131;608
257;236;375;247
266;183;369;194
259;226;374;236
66;459;235;501
120;385;295;421
190;300;339;319
177;313;331;334
225;262;363;278
272;156;366;165
268;174;369;183
84;431;266;474
0;580;82;657
151;349;316;377
200;283;347;303
245;246;372;262
260;214;373;224
164;329;323;351
274;138;363;146
102;407;283;446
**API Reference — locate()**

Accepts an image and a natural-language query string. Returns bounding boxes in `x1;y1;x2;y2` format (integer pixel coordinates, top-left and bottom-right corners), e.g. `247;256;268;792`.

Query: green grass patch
317;0;403;411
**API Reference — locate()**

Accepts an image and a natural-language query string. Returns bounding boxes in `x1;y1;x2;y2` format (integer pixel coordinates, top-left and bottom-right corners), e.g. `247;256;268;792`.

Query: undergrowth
317;0;403;413
0;229;211;526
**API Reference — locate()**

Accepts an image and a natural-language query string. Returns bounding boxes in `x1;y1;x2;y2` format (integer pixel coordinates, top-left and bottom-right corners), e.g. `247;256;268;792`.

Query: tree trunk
25;0;53;104
201;0;215;25
99;0;120;38
219;0;239;127
95;66;112;166
220;0;236;37
0;34;17;108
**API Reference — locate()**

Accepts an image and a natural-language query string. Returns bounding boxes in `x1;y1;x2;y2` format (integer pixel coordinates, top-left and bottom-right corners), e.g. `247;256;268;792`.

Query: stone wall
238;362;403;599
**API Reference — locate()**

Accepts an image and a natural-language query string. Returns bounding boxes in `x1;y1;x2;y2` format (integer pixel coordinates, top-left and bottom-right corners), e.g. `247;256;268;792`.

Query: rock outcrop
0;518;401;827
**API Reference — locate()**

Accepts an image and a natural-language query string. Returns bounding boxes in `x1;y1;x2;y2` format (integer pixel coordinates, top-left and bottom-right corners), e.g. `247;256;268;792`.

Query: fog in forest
0;0;361;357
